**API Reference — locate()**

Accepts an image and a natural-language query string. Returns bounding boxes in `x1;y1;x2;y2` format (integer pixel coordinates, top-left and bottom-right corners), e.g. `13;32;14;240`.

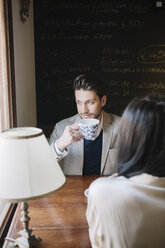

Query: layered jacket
49;111;120;175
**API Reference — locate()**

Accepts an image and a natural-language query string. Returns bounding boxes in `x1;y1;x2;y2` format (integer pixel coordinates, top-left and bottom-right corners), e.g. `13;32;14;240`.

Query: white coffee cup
79;118;100;140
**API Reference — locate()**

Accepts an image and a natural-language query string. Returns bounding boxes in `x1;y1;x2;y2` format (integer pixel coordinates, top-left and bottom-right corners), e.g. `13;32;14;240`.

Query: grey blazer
49;111;120;175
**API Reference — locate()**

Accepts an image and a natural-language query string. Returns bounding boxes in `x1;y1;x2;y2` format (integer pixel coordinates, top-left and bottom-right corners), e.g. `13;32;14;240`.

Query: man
49;74;120;175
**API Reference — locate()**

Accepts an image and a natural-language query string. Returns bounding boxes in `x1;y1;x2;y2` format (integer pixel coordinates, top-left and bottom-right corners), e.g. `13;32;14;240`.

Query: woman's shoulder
88;176;128;199
88;174;165;204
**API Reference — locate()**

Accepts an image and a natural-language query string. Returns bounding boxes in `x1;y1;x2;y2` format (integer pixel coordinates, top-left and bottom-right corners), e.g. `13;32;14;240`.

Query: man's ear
101;95;107;107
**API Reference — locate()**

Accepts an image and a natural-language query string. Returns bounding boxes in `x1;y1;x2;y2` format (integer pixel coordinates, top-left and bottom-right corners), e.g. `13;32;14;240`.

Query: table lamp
0;127;66;248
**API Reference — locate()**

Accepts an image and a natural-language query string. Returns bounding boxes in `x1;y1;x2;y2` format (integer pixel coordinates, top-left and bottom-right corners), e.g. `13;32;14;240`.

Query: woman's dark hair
73;74;106;99
118;96;165;178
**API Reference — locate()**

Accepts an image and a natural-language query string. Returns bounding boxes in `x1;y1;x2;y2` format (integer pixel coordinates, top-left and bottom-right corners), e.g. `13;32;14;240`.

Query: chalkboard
33;0;165;135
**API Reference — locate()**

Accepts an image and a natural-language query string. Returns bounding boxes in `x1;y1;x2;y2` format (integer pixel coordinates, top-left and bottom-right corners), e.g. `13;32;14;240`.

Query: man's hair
73;74;106;99
118;95;165;178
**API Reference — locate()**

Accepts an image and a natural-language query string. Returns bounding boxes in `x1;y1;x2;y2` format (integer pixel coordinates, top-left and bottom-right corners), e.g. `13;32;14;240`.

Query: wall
34;0;165;136
12;0;36;126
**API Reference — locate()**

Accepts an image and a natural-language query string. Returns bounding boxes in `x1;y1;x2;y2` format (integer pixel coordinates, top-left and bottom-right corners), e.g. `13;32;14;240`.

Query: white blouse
86;173;165;248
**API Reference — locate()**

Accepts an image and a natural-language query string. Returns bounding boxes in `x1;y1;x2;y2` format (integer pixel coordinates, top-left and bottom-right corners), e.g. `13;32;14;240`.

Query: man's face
75;90;107;120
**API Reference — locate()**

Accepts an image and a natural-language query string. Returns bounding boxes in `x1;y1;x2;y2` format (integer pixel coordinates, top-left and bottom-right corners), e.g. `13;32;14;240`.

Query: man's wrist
55;141;68;156
56;139;66;152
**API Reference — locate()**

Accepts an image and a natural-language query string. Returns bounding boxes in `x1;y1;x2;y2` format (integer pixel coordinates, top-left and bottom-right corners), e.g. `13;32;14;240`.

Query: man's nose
82;104;88;113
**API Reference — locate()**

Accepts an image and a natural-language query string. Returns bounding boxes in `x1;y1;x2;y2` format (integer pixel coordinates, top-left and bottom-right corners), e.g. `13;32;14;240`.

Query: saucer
84;188;89;197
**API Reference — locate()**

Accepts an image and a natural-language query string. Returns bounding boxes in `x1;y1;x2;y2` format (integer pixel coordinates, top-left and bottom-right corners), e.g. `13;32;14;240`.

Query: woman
86;96;165;248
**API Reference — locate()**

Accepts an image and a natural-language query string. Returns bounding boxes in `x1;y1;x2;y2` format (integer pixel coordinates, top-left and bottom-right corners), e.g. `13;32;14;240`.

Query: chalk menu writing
34;0;165;131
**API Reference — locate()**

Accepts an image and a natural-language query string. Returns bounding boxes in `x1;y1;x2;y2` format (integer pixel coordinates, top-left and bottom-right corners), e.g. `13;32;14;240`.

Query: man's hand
56;122;83;152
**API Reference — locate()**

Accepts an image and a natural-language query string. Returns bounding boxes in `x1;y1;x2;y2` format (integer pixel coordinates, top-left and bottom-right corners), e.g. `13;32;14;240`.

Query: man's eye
76;101;81;105
88;101;94;104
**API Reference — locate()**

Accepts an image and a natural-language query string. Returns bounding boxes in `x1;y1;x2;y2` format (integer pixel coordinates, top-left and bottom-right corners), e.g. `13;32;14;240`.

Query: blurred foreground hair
118;96;165;178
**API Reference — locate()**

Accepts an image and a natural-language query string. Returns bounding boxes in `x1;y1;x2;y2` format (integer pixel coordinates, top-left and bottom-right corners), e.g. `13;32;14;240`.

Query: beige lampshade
0;127;66;203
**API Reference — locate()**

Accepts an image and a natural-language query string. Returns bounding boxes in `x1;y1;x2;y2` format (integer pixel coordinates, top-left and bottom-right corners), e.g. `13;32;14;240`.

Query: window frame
0;0;17;245
0;0;16;130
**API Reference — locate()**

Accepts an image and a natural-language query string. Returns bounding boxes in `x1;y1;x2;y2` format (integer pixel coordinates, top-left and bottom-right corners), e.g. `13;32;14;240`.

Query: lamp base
10;234;41;248
6;229;41;248
5;202;41;248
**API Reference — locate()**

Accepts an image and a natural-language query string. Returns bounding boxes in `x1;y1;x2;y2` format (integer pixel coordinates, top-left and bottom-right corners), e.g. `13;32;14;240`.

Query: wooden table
3;176;98;248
